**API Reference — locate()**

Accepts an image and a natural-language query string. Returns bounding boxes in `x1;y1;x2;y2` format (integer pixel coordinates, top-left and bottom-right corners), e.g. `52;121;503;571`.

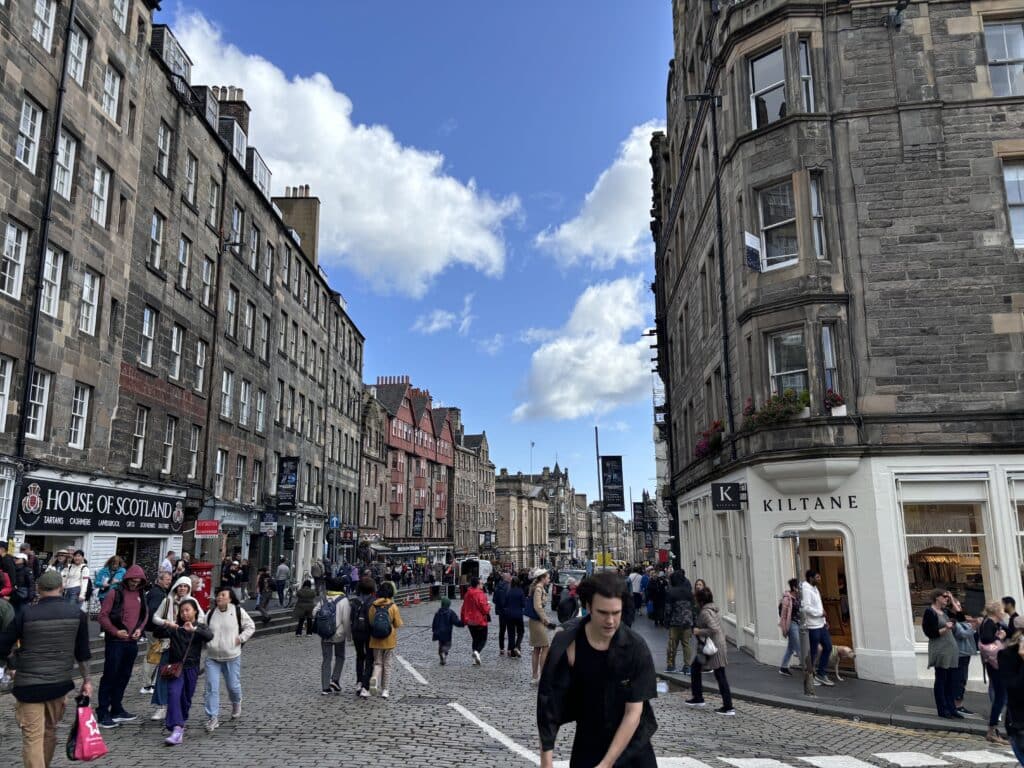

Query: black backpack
370;600;393;639
315;596;344;640
349;597;370;639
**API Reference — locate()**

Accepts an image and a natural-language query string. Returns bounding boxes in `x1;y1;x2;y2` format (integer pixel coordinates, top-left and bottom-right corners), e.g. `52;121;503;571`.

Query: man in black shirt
0;569;92;767
537;571;658;768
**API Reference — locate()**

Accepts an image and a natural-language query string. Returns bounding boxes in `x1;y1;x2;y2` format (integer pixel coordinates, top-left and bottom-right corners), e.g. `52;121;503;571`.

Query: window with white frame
1005;161;1024;248
188;425;201;478
0;357;11;432
226;286;238;337
68;26;89;86
2;223;27;300
101;64;121;120
821;323;839;393
768;328;809;394
194;339;207;392
276;379;284;423
54;131;77;200
16;97;43;173
251;460;262;503
234;455;246;501
162;416;176;474
214;448;227;497
758;179;798;270
201;256;214;307
243;301;255;350
255;389;266;432
811;174;826;258
799;40;814;112
750;46;786;129
32;0;56;51
130;406;148;467
80;268;99;334
263;243;274;286
286;386;295;428
25;371;50;440
279;311;288;352
154;124;172;179
90;163;110;225
176;236;191;291
139;305;157;366
184;153;198;205
230;204;243;252
207;178;220;226
239;379;251;426
169;323;184;380
40;246;63;317
248;225;259;271
221;369;234;418
112;0;129;32
986;21;1024;98
259;314;270;361
148;211;164;269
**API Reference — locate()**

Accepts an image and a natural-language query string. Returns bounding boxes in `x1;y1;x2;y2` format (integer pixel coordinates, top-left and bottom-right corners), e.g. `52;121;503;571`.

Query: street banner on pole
276;456;298;512
600;455;625;511
632;501;645;532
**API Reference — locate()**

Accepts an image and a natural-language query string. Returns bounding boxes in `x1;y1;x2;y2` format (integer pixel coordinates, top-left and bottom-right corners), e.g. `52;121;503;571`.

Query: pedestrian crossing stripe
940;753;1016;765
799;757;879;768
874;754;951;767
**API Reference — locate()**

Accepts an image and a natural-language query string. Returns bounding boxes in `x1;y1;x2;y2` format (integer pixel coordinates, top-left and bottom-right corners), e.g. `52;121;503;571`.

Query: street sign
329;516;340;529
195;520;221;539
711;482;742;511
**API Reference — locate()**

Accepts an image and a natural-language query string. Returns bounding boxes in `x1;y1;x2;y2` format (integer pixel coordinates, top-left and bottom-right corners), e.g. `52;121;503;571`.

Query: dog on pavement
828;645;856;681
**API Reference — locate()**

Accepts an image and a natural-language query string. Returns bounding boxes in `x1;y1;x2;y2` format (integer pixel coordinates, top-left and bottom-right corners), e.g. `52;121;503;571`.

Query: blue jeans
204;656;242;718
151;649;169;707
808;626;832;677
988;662;1007;727
781;621;801;668
1009;729;1024;766
97;640;138;719
934;665;957;717
954;655;971;702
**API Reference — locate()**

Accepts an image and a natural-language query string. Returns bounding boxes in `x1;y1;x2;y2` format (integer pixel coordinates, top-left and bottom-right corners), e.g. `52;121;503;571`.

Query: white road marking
448;701;541;765
799;758;877;768
942;752;1016;765
396;654;428;685
874;753;951;767
659;760;717;768
719;760;795;768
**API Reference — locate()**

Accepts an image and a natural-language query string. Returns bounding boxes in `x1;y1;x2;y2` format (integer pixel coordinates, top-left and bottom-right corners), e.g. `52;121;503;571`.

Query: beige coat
694;603;728;670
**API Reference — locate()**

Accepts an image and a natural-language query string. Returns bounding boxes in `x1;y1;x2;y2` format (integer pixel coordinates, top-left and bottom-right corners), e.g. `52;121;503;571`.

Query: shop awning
369;543;392;553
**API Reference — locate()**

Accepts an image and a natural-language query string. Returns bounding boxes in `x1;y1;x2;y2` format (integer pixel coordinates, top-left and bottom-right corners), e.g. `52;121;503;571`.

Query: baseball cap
14;552;27;560
37;570;62;590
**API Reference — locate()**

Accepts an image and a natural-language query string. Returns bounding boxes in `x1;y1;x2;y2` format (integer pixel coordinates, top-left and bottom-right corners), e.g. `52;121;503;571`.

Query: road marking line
942;752;1016;764
448;702;540;765
396;654;428;685
659;759;716;768
874;753;950;767
799;758;877;768
719;760;795;768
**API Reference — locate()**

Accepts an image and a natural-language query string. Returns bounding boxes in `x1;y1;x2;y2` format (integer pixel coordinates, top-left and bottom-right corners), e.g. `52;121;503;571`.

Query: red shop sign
195;520;221;538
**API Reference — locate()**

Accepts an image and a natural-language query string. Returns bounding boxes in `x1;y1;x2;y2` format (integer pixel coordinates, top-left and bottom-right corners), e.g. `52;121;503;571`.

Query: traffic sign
329;516;340;529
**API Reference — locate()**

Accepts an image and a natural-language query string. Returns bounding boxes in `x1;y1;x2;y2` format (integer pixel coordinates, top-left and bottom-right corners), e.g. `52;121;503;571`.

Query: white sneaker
472;650;481;666
151;706;167;721
139;685;154;695
230;702;241;719
381;689;389;699
204;716;219;732
359;688;370;698
355;685;363;695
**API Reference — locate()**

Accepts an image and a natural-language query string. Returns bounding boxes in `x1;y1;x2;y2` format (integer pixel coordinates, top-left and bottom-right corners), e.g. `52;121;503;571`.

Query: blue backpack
371;601;393;639
315;596;343;640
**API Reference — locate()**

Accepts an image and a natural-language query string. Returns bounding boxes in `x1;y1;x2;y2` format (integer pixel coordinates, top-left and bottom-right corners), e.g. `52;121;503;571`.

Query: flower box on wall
831;404;847;417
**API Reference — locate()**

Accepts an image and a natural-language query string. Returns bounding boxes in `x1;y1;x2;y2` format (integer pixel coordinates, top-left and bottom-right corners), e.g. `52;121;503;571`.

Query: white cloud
535;121;664;269
458;294;475;337
411;310;456;335
478;333;505;356
513;276;652;421
518;327;558;345
174;12;520;298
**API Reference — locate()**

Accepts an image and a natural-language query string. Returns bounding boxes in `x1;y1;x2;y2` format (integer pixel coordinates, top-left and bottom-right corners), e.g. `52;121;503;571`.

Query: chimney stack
214;84;251;135
273;184;322;267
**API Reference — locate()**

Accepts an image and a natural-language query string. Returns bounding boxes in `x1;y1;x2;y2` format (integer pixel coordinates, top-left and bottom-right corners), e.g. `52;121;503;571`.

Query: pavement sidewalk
631;616;995;736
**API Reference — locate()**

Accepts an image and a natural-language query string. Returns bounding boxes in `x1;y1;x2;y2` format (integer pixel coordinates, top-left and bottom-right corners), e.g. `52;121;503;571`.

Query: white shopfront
677;454;1024;688
14;469;185;577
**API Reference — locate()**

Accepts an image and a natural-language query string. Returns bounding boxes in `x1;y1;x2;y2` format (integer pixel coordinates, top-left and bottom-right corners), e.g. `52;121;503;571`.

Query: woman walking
688;585;735;716
313;577;351;694
998;616;1024;763
149;576;202;721
980;601;1010;744
778;578;801;675
505;574;528;657
368;581;403;700
163;597;214;745
293;579;318;636
528;568;556;685
461;576;492;665
62;549;91;608
95;555;125;606
351;576;376;698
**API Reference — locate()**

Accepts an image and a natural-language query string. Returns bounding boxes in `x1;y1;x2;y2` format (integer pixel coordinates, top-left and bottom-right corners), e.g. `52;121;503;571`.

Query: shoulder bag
160;630;195;680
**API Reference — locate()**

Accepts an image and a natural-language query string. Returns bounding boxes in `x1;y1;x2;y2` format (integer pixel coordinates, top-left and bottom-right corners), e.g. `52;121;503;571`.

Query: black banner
17;476;184;534
600;455;624;511
277;456;299;512
711;482;742;511
632;501;645;532
412;508;424;538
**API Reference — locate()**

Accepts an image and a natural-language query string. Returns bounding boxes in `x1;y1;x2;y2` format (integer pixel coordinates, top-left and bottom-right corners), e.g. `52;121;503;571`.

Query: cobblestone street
0;600;1017;767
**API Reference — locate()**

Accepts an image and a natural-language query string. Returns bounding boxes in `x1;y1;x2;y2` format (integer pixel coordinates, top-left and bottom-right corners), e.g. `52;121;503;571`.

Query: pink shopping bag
67;695;108;761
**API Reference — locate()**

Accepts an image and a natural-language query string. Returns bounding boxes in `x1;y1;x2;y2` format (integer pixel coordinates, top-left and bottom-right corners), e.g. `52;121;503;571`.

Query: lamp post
775;530;814;696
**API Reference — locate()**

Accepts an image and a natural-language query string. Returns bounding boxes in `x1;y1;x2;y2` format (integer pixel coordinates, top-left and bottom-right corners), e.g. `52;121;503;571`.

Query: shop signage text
711;483;743;511
18;478;184;534
277;457;298;512
195;520;221;539
762;495;858;513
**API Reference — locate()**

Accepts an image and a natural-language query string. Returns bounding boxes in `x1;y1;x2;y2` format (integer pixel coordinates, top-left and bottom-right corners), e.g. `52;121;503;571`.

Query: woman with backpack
351;576;376;698
312;577;351;695
293;579;318;636
778;578;801;675
368;581;403;700
62;549;92;609
981;600;1010;744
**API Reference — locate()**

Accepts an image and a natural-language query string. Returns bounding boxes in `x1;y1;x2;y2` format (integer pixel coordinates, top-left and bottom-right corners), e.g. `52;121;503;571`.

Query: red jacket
461;587;491;627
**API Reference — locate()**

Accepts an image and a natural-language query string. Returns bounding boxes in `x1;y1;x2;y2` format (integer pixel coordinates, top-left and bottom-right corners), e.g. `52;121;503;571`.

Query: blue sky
162;1;673;510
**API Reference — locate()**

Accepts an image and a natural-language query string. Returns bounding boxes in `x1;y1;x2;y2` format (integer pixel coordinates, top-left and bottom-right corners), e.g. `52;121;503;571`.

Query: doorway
806;534;854;665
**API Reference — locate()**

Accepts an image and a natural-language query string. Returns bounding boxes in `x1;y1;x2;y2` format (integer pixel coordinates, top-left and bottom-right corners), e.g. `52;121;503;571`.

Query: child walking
431;596;463;665
368;582;403;699
164;597;213;745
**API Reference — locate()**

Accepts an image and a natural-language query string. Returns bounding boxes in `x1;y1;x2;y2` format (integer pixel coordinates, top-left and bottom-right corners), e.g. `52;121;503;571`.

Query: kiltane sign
710;483;742;511
761;495;858;513
18;477;185;534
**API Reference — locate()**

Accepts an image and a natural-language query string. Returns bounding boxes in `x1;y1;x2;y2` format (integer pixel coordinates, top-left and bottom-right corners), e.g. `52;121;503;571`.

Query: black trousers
498;616;509;650
468;624;488;653
509;618;525;651
295;616;313;635
353;635;373;689
690;660;733;710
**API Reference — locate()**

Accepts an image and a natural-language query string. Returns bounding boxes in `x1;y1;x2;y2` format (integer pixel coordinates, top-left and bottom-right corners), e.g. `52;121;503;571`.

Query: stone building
463;432;496;556
495;469;548;571
572;492;589;564
447;406;496;558
357;384;390;556
516;465;574;567
0;2;363;582
652;0;1024;686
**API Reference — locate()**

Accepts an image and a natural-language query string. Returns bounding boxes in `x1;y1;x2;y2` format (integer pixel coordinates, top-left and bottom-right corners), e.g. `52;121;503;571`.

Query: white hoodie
800;580;826;630
206;603;256;660
153;575;206;626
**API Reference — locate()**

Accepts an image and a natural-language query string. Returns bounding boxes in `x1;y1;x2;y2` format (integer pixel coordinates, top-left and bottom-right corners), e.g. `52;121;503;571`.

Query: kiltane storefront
13;468;186;576
676;454;1024;688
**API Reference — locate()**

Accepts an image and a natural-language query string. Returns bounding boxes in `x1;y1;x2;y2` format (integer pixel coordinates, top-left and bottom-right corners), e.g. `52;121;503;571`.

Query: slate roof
431;407;450;437
463;433;485;450
374;383;408;417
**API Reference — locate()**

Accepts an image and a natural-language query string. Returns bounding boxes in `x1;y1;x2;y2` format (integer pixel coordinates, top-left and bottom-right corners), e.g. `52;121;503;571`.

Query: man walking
664;569;694;673
256;567;273;625
801;569;834;687
0;569;92;768
204;587;255;731
461;576;492;665
537;571;658;768
311;558;326;596
494;571;512;655
275;558;290;607
924;588;961;718
96;564;148;728
628;568;644;615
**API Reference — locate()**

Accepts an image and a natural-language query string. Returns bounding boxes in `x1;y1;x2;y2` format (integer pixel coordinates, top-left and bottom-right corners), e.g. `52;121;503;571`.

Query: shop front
13;469;185;577
677;454;1024;688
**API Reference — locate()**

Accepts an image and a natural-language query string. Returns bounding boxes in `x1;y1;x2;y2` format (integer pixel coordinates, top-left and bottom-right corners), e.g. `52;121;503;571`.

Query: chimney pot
238;88;244;100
